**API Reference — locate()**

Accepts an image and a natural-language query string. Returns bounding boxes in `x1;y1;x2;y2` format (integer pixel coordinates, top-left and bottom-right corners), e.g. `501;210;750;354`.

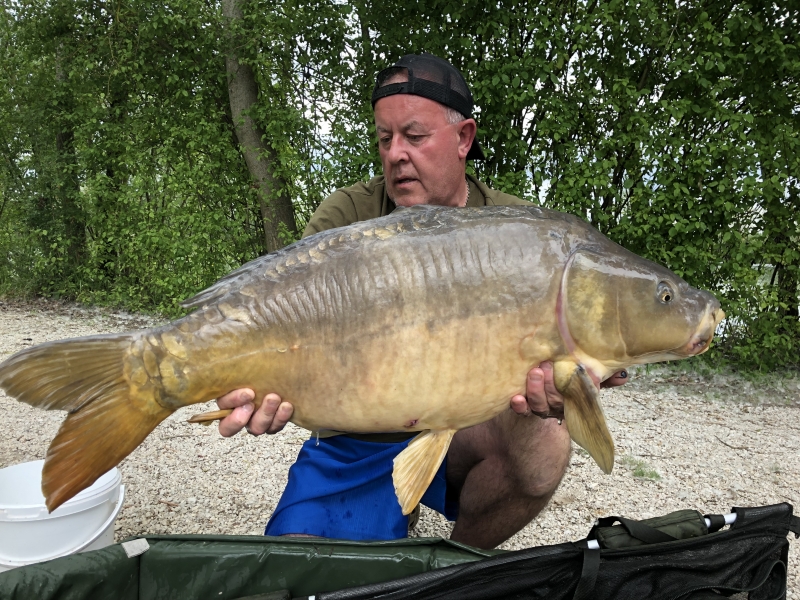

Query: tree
222;0;297;252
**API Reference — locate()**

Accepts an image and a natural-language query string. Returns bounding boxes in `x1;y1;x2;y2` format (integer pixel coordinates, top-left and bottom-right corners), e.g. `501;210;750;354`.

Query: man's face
374;94;475;207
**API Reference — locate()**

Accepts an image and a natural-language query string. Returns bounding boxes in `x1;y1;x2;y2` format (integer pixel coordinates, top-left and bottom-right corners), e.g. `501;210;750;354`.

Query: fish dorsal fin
180;255;267;309
555;360;615;474
392;429;457;515
182;209;436;310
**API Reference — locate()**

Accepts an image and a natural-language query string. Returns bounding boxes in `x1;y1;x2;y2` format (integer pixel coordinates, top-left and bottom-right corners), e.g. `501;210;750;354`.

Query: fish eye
657;282;675;304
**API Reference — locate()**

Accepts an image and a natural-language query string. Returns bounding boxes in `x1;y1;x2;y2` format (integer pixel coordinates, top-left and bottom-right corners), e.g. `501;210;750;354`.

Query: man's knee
503;419;571;500
449;412;571;502
513;454;569;501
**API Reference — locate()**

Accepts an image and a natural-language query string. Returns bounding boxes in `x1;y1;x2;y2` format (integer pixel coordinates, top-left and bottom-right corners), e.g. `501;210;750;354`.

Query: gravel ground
0;298;798;596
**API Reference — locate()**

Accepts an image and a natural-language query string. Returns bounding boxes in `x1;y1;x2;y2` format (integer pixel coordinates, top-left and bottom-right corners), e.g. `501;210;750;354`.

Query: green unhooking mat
0;535;499;600
1;503;798;600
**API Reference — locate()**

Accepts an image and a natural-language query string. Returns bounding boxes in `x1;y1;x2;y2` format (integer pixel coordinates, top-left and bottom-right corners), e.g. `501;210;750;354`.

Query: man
216;54;627;548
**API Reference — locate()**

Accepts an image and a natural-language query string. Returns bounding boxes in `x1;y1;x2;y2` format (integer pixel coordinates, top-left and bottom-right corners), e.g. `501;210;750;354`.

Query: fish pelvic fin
0;334;172;512
392;429;457;515
554;361;615;474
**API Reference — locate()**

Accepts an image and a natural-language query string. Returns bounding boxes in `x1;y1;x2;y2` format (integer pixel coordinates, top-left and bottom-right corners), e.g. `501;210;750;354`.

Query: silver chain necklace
461;177;470;207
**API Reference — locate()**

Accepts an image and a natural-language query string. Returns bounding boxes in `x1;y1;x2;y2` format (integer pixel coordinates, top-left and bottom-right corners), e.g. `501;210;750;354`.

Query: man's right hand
216;389;294;438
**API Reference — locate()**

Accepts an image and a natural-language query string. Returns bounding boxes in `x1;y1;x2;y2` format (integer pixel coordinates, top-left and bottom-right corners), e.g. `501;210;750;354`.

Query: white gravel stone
0;298;797;597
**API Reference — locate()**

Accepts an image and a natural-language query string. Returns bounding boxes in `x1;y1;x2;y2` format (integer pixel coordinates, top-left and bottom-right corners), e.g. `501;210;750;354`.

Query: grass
620;455;662;481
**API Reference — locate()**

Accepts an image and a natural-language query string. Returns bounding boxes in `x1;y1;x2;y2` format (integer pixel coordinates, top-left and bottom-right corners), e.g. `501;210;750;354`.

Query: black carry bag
303;503;800;600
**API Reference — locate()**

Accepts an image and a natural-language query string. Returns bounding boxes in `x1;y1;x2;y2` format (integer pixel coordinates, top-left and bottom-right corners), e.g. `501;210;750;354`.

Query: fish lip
677;306;725;357
684;334;712;355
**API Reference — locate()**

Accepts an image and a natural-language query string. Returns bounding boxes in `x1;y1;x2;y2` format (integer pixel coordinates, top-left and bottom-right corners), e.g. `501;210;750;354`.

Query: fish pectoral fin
392;429;457;516
555;361;615;474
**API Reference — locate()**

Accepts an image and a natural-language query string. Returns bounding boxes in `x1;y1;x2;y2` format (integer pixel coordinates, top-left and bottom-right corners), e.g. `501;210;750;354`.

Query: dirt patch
624;363;800;409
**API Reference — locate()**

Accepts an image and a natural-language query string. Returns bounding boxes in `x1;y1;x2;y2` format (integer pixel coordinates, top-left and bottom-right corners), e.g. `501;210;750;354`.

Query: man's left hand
510;362;628;419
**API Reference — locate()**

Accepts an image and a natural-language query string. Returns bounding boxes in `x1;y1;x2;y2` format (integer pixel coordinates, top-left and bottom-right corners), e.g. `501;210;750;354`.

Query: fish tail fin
555;361;615;474
0;335;172;511
392;429;457;515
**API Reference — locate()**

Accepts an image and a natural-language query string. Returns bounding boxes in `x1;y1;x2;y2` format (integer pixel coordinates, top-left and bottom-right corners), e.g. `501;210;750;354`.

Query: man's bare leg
446;408;572;549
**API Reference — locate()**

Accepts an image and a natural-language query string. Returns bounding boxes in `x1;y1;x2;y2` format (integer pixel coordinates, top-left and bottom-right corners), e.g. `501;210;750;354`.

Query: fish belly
263;309;549;433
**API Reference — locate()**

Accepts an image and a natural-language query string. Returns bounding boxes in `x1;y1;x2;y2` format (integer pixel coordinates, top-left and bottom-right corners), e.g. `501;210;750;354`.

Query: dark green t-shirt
302;173;530;238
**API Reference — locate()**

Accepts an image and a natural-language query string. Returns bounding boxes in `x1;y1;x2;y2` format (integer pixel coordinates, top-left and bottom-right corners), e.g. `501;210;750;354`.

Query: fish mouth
681;306;725;356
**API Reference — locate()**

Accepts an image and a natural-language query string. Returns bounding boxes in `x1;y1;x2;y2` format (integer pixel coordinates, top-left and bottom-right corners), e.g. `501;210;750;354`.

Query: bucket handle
0;485;125;567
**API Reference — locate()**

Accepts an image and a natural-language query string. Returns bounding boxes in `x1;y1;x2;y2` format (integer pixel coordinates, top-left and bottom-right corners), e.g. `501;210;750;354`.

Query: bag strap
791;514;800;539
572;547;600;600
591;516;678;545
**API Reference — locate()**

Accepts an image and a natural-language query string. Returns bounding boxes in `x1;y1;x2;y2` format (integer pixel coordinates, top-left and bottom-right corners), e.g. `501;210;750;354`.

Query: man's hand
510;362;563;418
216;389;294;438
510;362;628;419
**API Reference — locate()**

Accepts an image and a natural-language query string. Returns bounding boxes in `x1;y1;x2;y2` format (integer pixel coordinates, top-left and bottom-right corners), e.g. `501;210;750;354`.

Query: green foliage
1;0;270;313
0;0;797;367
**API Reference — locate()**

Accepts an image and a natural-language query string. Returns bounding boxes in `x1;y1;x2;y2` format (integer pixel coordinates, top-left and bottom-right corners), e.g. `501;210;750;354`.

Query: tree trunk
221;0;297;253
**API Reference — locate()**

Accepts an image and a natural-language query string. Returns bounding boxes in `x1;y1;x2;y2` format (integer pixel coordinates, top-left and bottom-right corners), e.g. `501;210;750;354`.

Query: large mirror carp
0;206;723;514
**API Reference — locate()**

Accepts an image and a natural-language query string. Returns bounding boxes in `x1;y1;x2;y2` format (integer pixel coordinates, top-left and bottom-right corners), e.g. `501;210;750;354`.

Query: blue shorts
265;435;459;540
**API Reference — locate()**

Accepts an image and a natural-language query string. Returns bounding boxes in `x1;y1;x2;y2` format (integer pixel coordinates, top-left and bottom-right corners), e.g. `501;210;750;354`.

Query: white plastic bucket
0;460;125;572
